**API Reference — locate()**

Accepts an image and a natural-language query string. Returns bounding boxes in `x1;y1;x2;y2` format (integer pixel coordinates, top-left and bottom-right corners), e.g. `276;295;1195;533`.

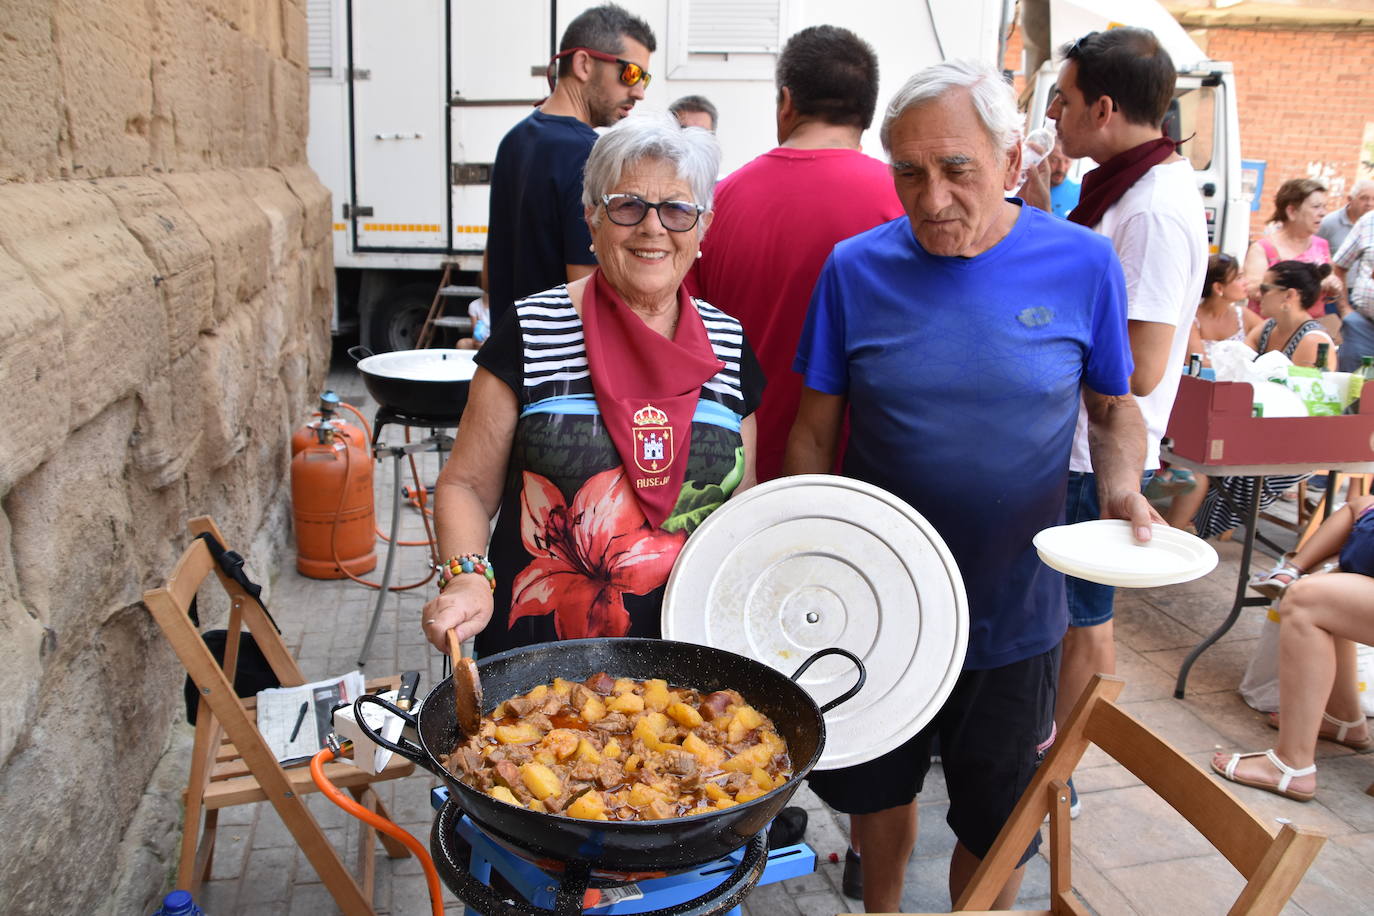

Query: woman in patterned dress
421;115;763;656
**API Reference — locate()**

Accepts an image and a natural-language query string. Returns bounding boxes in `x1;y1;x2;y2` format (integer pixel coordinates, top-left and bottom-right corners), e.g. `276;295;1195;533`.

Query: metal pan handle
790;648;866;714
346;345;374;363
354;694;438;775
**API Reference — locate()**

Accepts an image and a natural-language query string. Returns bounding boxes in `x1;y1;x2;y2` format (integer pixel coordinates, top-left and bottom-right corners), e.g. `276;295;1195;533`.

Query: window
308;0;336;77
1170;86;1216;172
667;0;797;80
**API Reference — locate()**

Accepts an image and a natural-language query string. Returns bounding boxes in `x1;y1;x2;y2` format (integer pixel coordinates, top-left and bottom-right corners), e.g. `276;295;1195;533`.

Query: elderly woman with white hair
421;115;762;658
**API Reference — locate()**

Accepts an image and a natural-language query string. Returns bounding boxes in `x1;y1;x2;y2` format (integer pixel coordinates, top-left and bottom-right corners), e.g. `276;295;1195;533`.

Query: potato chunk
566;790;608;820
488;786;520;806
575;738;602;763
642;679;670;711
608;692;645;714
495;723;542;745
628;783;664;808
581;694;607;723
520;762;562;800
734;705;765;730
734;783;769;804
667;701;703;728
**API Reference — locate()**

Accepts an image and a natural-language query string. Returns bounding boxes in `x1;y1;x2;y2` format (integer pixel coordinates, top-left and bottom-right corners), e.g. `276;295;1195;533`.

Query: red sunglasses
546;46;651;92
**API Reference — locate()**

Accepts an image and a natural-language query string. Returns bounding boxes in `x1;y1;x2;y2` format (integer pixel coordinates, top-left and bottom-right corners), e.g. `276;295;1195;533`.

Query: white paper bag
1239;605;1282;713
1358;644;1374;718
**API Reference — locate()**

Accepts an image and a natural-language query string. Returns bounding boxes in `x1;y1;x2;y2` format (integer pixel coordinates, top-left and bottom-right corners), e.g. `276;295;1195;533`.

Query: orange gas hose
336;400;439;546
310;745;445;916
331;433;440;591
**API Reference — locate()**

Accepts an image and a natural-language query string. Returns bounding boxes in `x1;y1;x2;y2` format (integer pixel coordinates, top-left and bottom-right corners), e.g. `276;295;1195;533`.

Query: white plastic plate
1033;520;1218;587
662;475;968;771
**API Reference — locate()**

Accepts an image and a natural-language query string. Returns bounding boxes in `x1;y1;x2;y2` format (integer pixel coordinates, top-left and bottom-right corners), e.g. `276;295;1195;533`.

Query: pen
289;701;309;742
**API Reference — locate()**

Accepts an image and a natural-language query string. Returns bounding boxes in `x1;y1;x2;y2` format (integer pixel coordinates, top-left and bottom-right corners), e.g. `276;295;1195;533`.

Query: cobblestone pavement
184;357;1374;915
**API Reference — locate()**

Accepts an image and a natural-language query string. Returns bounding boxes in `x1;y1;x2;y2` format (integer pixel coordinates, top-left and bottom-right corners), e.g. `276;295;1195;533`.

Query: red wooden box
1163;375;1374;466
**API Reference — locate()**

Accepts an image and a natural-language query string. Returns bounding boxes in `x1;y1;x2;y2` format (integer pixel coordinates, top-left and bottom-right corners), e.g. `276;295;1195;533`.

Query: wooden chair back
868;675;1325;916
143;516;413;916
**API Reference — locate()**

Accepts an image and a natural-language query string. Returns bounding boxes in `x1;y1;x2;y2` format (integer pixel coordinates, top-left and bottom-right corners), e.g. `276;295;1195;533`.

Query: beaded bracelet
437;554;496;592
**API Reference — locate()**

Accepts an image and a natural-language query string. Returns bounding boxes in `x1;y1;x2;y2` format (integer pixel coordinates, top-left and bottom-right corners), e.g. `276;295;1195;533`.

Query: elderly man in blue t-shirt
785;60;1154;912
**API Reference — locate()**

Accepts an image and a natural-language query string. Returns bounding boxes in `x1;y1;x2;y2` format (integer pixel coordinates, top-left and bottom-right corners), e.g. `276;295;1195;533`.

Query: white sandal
1265;710;1373;750
1248;554;1304;600
1212;749;1315;801
1321;712;1373;750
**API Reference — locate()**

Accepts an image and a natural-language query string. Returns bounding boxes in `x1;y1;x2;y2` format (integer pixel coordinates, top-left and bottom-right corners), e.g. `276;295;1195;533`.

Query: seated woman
1244;260;1337;366
1212;492;1374;800
1189;261;1335;540
1159;253;1261;528
1188;252;1263;366
420;115;763;656
1242;178;1343;318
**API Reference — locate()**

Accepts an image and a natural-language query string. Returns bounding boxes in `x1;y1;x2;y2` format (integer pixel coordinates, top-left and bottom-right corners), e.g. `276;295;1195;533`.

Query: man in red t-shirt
688;25;902;482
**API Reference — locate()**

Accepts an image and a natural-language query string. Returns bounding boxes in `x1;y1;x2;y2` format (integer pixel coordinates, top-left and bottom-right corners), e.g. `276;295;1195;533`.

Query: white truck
306;0;1243;352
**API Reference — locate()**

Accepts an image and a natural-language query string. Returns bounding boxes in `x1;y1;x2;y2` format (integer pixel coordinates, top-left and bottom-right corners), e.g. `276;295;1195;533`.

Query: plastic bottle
1344;356;1374;414
151;889;206;916
1015;127;1056;192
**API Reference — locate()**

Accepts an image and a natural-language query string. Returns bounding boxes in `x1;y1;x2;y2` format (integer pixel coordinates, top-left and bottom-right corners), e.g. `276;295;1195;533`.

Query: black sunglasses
601;194;703;232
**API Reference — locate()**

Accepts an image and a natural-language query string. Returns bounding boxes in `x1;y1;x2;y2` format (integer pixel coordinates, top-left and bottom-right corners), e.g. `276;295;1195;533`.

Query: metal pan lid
662;474;967;770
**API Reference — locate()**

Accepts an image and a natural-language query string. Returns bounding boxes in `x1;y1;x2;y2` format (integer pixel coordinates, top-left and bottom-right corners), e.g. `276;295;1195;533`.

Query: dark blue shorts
1339;506;1374;577
1063;470;1154;627
806;646;1060;866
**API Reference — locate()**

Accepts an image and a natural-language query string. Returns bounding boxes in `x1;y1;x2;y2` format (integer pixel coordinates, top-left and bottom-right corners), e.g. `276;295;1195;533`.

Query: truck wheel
363;281;435;353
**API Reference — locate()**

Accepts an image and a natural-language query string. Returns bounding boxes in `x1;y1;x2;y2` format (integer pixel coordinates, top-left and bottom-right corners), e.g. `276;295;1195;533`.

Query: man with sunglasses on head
1044;27;1207;818
484;4;655;324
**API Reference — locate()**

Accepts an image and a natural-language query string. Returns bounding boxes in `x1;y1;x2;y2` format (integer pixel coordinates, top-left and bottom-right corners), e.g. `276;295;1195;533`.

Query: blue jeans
1338;311;1374;372
1063;470;1153;627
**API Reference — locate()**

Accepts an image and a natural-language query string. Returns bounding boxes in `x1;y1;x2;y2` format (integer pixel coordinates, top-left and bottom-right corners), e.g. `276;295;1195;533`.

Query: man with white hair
785;60;1152;910
1318;179;1374;255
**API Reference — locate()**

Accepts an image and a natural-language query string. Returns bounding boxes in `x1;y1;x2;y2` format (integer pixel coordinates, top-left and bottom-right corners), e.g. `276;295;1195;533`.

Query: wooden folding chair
143;516;415;916
870;675;1325;916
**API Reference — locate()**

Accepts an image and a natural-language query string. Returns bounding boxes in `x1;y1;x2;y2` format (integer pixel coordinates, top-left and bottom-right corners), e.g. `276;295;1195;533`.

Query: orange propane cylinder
291;392;377;578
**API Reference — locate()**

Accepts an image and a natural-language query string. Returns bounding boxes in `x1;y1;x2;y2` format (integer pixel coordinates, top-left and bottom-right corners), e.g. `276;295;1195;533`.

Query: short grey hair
880;59;1022;156
582;114;721;235
1352;179;1374;198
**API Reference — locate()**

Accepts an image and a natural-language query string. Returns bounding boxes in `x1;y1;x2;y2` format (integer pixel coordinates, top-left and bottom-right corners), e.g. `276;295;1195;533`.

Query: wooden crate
1164;375;1374;466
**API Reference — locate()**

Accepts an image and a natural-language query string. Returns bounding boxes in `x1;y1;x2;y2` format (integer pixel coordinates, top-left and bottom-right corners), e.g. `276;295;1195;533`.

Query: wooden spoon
447;629;483;736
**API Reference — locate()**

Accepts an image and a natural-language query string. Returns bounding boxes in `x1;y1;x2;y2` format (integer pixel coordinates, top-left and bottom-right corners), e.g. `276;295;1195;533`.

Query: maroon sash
1069;136;1176;229
581;271;723;528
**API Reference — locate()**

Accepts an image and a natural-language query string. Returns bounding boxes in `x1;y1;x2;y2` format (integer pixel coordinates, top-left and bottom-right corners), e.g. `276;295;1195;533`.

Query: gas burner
429;789;814;916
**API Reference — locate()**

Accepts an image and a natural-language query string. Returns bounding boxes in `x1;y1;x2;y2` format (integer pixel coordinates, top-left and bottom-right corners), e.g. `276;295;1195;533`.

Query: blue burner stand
429;787;815;916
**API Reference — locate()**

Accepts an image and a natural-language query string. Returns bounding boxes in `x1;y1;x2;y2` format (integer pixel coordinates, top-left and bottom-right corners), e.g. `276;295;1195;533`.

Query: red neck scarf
1069;136;1177;228
581;270;723;528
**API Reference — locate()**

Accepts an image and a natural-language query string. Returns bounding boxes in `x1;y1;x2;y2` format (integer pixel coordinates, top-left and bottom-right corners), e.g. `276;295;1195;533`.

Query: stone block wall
0;1;332;913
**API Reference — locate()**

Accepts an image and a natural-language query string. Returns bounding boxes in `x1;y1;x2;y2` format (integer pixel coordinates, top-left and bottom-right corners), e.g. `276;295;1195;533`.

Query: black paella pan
358;637;864;879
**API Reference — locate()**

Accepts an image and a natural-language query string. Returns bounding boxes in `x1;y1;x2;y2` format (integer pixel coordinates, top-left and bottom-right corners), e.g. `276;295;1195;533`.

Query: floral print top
471;286;764;657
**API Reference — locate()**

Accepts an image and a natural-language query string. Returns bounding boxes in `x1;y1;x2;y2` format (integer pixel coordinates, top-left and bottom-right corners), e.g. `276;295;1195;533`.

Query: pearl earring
589;243;596;253
695;250;703;259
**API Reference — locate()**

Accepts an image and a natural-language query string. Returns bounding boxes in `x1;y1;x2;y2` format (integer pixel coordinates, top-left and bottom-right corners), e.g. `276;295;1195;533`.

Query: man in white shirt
1047;27;1208;815
1334;209;1374;370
